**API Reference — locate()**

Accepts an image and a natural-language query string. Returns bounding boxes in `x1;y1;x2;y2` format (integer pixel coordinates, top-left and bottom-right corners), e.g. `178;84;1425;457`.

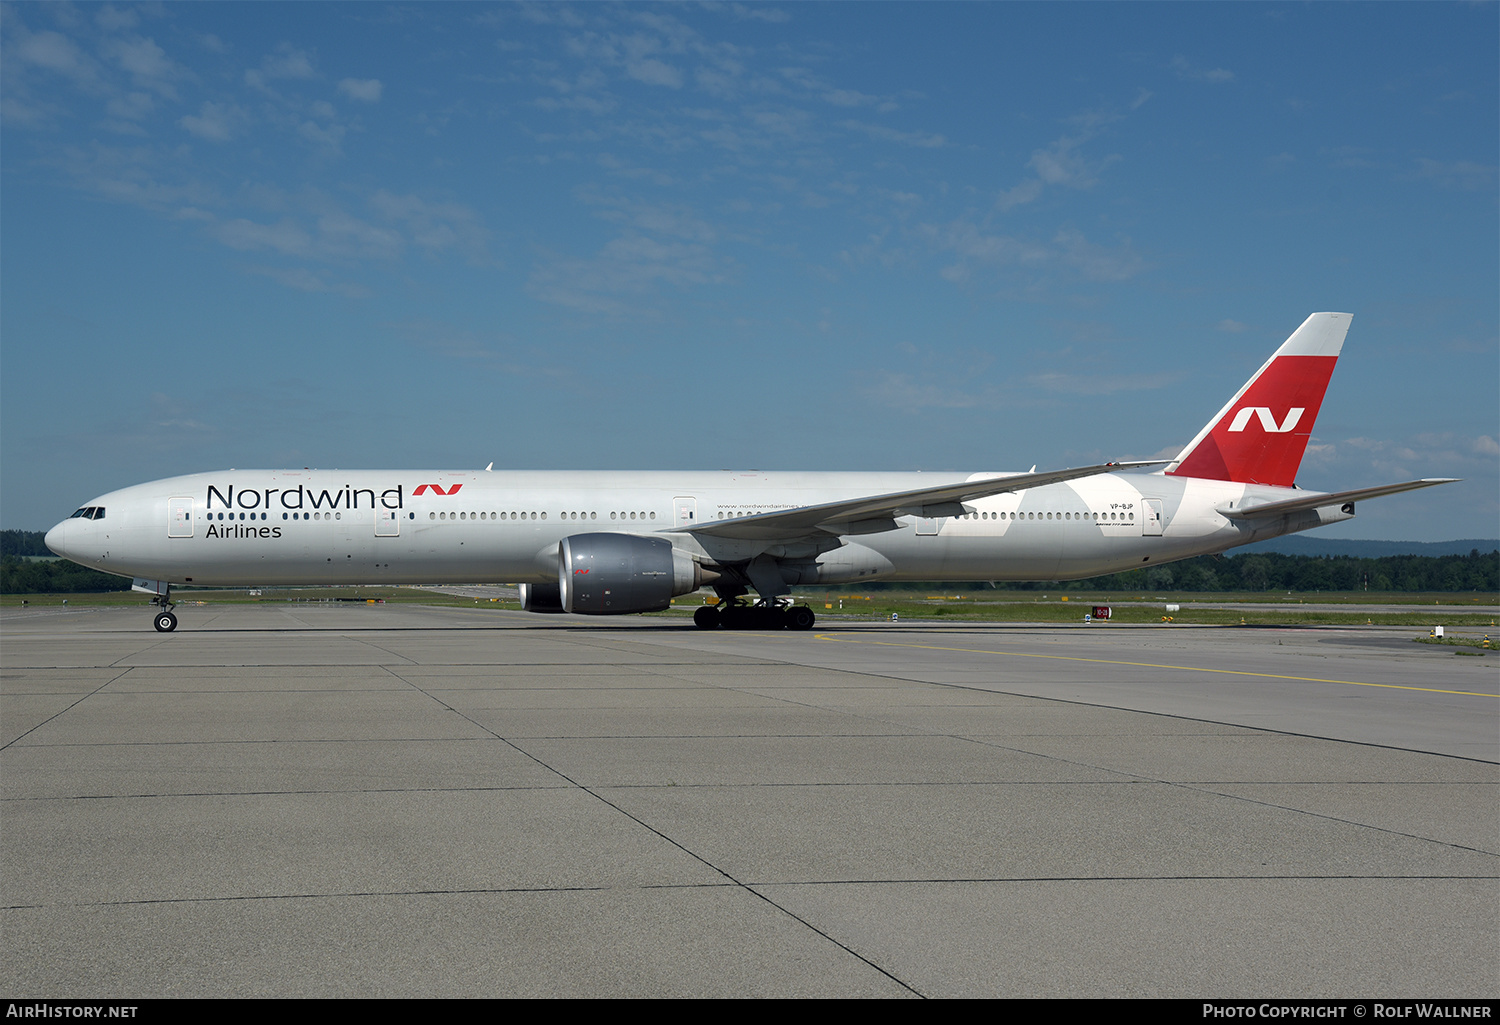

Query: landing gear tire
708;603;816;631
153;611;178;633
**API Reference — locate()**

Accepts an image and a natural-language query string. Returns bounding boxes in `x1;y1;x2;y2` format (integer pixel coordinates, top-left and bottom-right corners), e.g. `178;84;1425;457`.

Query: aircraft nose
44;520;72;560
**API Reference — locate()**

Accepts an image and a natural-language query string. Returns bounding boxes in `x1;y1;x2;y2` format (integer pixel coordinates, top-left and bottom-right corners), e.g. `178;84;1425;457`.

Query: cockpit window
70;506;105;519
91;507;104;520
71;508;88;518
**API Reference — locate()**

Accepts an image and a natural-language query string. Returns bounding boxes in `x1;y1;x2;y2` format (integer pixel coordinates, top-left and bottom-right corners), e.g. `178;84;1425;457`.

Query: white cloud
396;320;572;379
627;58;682;88
179;101;235;141
1025;370;1177;395
1053;229;1144;281
94;6;139;32
841;119;945;148
338;77;383;102
710;2;791;23
107;91;154;121
823;88;878;108
247;266;371;298
1339;432;1486;481
920;220;1143;285
1406;158;1495;191
298;119;345;152
1171;55;1234;83
528;234;725;314
921;220;1045;265
995;124;1121;211
216;218;316;258
14;29;101;88
103;35;182;97
995;179;1044;210
1031;134;1117;188
368;191;490;258
215;208;401;263
313;209;402;259
861;371;986;411
260;43;316;80
577;188;716;242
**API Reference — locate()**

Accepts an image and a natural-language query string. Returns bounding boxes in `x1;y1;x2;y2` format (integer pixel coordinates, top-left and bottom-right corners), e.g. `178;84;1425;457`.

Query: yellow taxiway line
811;633;1497;698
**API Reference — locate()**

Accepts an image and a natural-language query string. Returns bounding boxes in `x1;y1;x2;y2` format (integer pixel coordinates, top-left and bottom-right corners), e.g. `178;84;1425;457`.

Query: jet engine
558;533;715;614
518;582;565;612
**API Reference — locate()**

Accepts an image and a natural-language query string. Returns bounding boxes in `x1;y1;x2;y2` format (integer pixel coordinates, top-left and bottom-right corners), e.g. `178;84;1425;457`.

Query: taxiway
2;604;1495;997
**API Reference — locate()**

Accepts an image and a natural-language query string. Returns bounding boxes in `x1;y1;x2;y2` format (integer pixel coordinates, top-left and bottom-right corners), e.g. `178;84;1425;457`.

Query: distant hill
1235;537;1499;558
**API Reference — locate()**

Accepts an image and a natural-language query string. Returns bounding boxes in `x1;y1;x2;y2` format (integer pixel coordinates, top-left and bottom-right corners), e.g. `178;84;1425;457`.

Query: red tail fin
1165;313;1350;487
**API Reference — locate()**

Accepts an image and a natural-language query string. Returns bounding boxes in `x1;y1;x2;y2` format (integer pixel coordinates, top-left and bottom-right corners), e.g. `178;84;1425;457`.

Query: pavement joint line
1164;783;1500;859
0;786;580;802
556;638;1500;856
499;731;930;997
6;779;1495;803
810;632;1499;697
7;873;1496;913
0;665;136;753
331;635;421;665
374;662;927;997
619;628;1500;767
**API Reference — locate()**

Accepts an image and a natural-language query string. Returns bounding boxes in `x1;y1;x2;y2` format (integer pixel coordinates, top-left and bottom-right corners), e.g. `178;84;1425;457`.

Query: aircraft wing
678;461;1163;541
1217;478;1459;519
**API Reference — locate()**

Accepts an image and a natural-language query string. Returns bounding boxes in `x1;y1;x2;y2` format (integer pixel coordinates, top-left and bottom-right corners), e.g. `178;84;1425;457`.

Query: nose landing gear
148;584;178;632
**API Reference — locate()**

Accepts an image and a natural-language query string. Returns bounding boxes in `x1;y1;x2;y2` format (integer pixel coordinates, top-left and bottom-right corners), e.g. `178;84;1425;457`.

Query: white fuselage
45;468;1350;589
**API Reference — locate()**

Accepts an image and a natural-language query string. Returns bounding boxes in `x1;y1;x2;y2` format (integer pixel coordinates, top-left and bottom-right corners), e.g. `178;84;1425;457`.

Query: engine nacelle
558;533;708;614
518;582;565;612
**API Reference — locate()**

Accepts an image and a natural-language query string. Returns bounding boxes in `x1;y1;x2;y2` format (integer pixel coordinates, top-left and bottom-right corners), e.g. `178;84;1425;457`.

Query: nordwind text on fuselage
202;483;406;539
206;483;405;513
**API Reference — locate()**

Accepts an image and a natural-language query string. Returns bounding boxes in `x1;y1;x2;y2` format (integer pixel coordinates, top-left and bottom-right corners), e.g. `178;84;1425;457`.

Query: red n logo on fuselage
412;484;463;496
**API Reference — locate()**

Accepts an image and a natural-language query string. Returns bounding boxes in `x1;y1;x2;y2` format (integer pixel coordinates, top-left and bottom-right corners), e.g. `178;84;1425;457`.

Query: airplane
44;312;1455;633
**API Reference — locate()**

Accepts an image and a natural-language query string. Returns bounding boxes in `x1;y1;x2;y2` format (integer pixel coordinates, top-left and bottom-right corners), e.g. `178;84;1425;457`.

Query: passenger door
168;497;194;538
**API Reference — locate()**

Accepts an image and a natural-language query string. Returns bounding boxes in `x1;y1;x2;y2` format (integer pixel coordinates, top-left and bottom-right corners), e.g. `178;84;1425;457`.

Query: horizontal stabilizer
1217;478;1459;519
681;460;1163;541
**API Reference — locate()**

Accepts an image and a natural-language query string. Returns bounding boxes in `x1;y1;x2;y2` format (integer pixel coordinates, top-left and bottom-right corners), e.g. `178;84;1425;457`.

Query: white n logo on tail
1227;407;1304;433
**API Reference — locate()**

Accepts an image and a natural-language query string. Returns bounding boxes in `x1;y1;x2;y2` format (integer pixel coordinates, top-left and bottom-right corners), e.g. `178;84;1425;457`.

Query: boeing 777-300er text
46;313;1455;632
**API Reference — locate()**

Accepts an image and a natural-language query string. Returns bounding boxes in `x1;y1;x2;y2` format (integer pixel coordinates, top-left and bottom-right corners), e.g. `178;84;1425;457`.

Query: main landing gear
150;585;178;632
693;601;816;631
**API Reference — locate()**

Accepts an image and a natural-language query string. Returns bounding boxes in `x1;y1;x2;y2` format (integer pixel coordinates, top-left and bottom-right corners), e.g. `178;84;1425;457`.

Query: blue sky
3;2;1496;540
